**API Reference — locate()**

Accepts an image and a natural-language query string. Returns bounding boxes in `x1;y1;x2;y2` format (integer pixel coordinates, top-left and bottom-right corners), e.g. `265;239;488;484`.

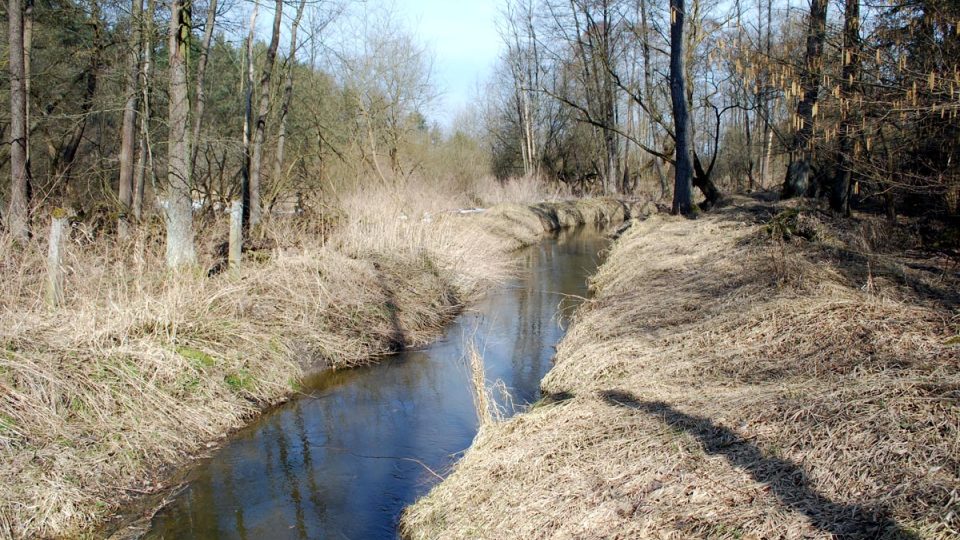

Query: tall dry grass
468;175;569;206
0;175;624;539
466;343;496;429
402;197;960;539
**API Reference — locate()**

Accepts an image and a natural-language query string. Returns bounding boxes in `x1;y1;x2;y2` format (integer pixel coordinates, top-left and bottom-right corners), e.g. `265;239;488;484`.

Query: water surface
146;227;608;540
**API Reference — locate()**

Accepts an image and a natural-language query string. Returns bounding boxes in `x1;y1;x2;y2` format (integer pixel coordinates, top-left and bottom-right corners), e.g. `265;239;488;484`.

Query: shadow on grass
599;389;917;540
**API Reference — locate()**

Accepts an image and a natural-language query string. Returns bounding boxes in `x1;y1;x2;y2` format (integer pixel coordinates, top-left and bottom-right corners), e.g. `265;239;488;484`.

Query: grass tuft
175;346;216;368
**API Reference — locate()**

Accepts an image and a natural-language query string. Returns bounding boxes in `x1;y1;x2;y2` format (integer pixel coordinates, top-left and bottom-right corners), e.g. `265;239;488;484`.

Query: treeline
487;0;960;216
3;0;959;266
1;0;488;266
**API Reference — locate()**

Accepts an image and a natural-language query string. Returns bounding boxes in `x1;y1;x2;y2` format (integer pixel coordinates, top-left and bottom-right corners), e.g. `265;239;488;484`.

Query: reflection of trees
149;231;609;539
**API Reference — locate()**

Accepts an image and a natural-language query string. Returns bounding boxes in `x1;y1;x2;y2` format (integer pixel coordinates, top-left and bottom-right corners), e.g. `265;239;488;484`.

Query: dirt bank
0;198;630;539
402;197;960;539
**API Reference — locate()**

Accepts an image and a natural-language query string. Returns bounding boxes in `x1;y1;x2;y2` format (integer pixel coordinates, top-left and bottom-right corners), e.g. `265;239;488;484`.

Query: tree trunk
189;0;217;179
249;0;283;228
132;0;156;221
693;152;722;208
759;0;773;188
23;0;32;197
670;0;694;215
599;6;619;194
241;2;259;234
830;0;860;215
735;0;756;192
272;0;307;195
118;0;143;232
7;0;31;241
53;3;102;203
782;0;827;199
639;0;668;199
165;0;196;267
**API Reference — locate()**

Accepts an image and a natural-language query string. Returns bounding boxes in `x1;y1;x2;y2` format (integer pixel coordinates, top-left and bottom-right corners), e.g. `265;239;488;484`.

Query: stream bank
140;226;611;539
0;198;630;540
402;197;960;539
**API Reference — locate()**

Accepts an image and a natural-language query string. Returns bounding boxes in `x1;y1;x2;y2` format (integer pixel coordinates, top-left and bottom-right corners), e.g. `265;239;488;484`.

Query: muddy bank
0;198;628;540
402;197;960;539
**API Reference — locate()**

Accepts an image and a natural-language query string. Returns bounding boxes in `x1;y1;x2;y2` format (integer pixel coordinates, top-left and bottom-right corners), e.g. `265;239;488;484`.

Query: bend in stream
145;226;609;540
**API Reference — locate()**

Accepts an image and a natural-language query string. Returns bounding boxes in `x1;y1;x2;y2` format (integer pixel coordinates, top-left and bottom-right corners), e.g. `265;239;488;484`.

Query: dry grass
468;175;568;205
466;343;498;429
401;196;960;539
0;175;628;539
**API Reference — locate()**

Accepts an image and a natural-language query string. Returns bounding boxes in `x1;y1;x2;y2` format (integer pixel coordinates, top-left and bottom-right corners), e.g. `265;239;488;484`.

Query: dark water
145;227;608;540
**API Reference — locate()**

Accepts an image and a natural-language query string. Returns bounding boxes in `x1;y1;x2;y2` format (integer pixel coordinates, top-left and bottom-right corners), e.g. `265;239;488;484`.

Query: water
144;227;608;540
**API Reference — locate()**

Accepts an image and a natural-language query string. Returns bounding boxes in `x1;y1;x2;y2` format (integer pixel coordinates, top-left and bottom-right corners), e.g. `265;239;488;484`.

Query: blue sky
393;0;503;126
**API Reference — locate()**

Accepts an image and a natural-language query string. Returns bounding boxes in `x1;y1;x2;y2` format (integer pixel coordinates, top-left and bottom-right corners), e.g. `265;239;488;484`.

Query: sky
393;0;504;127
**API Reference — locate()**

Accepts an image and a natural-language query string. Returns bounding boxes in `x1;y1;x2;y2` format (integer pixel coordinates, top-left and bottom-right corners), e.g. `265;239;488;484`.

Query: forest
1;0;959;537
2;0;959;252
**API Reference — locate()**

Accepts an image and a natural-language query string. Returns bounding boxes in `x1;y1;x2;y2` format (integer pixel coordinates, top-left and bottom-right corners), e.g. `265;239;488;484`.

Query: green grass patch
225;370;255;392
0;414;17;433
176;346;217;368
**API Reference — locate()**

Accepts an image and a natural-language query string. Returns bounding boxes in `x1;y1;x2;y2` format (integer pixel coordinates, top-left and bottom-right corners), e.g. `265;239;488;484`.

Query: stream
144;226;609;540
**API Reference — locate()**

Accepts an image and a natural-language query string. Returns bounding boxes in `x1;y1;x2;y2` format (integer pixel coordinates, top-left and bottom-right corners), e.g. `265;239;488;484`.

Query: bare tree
782;0;827;198
502;0;543;177
118;0;143;233
133;0;156;221
565;0;621;194
830;0;860;214
189;0;219;180
7;0;32;240
637;0;668;197
164;0;196;267
51;0;103;203
248;0;283;227
241;0;259;233
271;0;308;203
344;12;436;185
758;0;774;188
670;0;694;215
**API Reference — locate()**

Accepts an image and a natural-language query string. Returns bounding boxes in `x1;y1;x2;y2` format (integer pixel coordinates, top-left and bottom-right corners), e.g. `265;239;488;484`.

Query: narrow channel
145;226;609;540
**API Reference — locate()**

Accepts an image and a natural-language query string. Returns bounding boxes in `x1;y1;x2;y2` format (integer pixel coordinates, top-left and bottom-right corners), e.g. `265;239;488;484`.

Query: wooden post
46;209;68;307
229;199;242;270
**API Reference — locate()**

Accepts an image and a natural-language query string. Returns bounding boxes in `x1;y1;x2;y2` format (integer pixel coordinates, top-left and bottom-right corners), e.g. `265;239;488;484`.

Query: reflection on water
146;227;608;540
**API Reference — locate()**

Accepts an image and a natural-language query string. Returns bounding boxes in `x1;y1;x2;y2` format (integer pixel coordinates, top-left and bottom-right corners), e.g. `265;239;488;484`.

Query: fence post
46;209;68;307
229;200;243;270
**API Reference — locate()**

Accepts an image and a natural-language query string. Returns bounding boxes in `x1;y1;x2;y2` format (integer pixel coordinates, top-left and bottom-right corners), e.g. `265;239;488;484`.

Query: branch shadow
599;390;917;540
